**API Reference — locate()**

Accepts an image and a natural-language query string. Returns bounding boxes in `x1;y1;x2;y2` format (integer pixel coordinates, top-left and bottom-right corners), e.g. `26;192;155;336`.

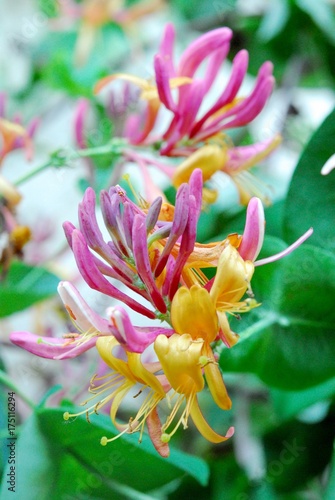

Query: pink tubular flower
63;168;204;321
10;281;112;359
238;196;313;265
96;24;276;155
93;24;280;203
9;172;313;455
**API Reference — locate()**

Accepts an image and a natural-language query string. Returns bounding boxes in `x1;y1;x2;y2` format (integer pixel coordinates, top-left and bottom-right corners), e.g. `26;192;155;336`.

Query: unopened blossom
95;24;280;203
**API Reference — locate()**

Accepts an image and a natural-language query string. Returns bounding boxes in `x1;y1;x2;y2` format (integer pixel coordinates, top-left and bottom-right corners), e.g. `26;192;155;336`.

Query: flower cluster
79;23;281;204
11;169;312;457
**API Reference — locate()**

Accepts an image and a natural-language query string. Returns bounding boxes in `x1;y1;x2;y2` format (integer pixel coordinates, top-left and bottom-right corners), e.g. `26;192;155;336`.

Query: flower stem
14;161;51;186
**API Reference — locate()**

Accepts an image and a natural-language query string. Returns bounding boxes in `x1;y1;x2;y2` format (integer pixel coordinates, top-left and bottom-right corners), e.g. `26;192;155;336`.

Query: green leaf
0;407;209;499
296;0;335;45
263;417;335;493
283;106;335;253
271;377;335;421
220;245;335;390
0;262;59;317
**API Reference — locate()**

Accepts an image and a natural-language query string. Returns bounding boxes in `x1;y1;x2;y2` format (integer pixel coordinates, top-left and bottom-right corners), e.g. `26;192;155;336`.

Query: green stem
0;369;35;409
14;139;128;187
14;161;51;187
72;139;127;159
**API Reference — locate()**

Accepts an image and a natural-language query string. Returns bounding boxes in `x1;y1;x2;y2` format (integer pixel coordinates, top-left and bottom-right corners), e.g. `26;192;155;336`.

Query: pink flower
93;24;280;203
63;169;203;318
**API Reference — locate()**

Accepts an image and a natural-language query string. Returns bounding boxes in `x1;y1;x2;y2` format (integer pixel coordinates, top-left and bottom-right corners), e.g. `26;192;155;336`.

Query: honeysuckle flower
62;168;203;320
10;281;112;360
94;24;279;203
9;168;313;456
64;335;170;457
154;333;234;444
238;196;314;267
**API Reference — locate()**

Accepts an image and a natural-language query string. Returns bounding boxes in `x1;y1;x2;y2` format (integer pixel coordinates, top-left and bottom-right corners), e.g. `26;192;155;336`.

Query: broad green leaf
0;407;209;499
0;262;59;317
220;245;335;390
283;107;335;253
271;377;335;421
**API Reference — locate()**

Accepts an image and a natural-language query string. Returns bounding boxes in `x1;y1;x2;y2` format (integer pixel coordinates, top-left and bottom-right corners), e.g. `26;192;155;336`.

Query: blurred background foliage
1;0;335;499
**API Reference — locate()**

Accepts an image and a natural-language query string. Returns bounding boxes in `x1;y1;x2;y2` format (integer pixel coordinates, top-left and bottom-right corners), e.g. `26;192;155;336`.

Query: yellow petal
141;76;193;101
210;243;254;307
217;310;239;347
171;286;218;342
154;334;205;395
190;397;234;443
127;351;165;397
202;342;232;410
96;336;136;382
172;144;227;188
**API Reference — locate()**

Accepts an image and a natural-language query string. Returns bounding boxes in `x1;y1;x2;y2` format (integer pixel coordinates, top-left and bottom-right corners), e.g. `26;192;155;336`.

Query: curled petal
202;343;232;410
191;49;249;137
210;244;254;306
178;27;232;78
190;397;234;443
58;281;110;333
171;286;218;343
108;306;171;353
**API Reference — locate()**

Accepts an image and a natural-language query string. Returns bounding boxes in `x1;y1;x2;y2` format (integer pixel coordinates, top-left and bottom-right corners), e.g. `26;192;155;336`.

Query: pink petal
57;281;110;333
238;198;265;261
178;28;232;78
10;331;97;360
158;23;176;77
108;306;172;353
132;215;167;313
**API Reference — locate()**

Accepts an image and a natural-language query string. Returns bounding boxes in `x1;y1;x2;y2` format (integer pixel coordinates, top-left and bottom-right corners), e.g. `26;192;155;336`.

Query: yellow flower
154;333;233;443
170;287;231;411
64;336;166;447
209;243;256;346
